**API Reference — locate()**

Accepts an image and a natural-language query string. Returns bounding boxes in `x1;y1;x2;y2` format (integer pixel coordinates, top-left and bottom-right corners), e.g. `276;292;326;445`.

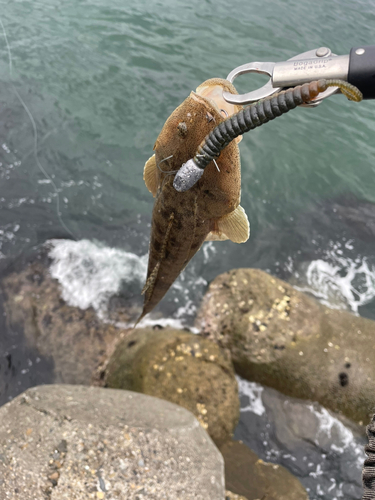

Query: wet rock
225;491;248;500
221;440;308;500
2;260;128;386
235;378;365;500
0;385;225;499
0;300;55;407
196;268;375;424
105;328;239;446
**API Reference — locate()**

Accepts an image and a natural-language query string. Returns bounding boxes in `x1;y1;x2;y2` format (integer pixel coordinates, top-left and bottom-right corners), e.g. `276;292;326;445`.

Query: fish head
152;78;243;217
195;78;243;144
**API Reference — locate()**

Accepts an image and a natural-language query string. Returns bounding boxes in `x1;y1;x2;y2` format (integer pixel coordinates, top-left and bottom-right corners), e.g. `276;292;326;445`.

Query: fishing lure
173;79;362;192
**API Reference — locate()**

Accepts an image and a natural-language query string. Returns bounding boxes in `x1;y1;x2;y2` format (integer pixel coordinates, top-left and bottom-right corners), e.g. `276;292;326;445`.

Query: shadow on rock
221;440;308;500
1;250;130;388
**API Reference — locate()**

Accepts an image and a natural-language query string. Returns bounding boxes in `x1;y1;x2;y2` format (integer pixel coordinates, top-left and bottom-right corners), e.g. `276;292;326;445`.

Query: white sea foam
237;378;364;470
48;239;148;317
202;241;217;264
236;377;265;416
48;238;207;326
295;242;375;314
307;404;364;466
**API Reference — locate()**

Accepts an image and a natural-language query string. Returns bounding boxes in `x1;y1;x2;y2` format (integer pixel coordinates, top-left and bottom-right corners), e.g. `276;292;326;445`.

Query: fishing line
157;154;175;173
0;16;76;240
0;17;12;77
157;154;179;190
196;154;220;172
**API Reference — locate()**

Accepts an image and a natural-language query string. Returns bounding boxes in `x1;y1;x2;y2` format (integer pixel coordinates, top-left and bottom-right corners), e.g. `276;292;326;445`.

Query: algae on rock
221;440;309;500
196;268;375;424
105;327;239;446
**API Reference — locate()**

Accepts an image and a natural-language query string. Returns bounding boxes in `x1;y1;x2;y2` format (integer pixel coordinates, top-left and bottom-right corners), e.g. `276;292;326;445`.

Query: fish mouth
195;78;243;144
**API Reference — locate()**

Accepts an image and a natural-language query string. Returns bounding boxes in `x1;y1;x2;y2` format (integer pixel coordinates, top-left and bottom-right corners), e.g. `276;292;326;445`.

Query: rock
2;259;128;387
0;385;225;499
235;377;365;500
105;328;239;446
196;268;375;424
221;440;308;500
225;491;248;500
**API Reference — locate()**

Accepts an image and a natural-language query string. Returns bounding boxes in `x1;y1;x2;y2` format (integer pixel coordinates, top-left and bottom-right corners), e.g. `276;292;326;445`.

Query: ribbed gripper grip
173;79;363;193
192;81;334;171
363;416;375;499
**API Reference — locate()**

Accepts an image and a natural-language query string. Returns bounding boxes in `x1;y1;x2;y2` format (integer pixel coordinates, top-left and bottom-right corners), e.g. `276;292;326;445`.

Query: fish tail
133;311;145;328
138;212;175;322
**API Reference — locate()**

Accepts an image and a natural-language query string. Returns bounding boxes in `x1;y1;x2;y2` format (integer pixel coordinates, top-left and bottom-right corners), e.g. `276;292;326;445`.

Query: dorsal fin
143;154;158;197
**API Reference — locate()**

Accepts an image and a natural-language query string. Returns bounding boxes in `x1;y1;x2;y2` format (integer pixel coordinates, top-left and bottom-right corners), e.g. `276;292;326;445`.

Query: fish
137;78;250;323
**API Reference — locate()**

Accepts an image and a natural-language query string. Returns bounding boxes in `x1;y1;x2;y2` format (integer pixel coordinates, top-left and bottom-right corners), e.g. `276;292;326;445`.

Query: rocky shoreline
0;385;225;499
195;267;375;425
0;247;372;499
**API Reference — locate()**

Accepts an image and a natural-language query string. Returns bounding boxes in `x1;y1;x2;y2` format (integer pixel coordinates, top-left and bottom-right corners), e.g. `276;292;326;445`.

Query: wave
237;378;365;500
48;239;148;318
294;241;375;314
48;238;209;328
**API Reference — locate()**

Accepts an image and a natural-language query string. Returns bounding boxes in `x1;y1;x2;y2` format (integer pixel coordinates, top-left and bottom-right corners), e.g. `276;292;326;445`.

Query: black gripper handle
348;45;375;100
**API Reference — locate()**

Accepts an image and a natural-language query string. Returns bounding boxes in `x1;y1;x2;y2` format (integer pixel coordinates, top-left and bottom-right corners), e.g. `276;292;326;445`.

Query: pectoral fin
210;205;250;243
143;154;158;196
205;231;229;242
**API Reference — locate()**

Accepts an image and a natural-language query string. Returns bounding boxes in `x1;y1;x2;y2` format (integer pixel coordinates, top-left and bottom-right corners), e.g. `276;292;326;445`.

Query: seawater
1;0;375;322
1;1;375;497
236;378;366;500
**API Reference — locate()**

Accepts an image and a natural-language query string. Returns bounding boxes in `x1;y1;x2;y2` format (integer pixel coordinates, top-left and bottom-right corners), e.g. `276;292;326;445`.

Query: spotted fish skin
138;79;249;322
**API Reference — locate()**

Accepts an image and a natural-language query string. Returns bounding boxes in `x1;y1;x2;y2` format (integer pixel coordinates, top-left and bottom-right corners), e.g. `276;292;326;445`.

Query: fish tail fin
133;311;145;328
136;261;161;327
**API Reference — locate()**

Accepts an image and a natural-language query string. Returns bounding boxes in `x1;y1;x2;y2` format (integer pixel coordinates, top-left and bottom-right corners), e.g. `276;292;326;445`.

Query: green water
1;0;375;334
1;0;375;355
1;0;375;248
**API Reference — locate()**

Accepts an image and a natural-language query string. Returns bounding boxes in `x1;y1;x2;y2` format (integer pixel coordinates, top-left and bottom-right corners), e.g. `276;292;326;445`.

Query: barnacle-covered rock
196;267;375;424
105;327;239;446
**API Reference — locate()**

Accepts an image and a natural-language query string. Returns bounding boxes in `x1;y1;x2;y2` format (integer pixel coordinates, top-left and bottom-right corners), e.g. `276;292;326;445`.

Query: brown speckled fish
137;78;250;322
